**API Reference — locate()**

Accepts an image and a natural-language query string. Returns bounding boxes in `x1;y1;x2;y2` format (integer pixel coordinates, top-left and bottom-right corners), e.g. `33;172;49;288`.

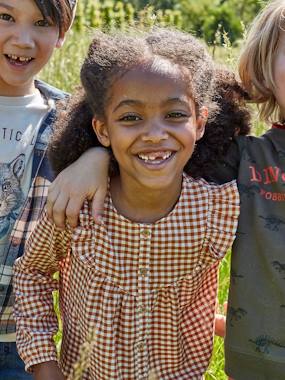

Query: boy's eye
0;13;13;22
166;111;188;119
35;19;51;27
119;114;142;122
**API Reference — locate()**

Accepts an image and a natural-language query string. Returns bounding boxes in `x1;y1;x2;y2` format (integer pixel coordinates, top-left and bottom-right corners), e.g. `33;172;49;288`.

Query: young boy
0;1;103;378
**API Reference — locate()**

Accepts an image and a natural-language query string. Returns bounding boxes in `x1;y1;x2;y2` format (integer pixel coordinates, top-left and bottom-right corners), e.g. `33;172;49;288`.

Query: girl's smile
93;61;207;221
136;149;175;167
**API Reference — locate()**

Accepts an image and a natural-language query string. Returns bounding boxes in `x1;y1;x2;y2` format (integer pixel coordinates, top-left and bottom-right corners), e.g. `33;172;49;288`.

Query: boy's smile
0;0;63;96
93;61;207;220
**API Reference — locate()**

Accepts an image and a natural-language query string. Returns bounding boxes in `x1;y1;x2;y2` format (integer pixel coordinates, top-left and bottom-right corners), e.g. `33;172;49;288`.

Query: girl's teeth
138;152;172;161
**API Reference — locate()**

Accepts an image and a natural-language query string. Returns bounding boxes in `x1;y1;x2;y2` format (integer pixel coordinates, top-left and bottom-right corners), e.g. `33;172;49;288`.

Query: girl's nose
141;121;169;143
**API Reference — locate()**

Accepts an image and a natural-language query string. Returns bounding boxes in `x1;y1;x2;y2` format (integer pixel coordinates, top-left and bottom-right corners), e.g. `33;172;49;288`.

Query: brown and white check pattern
14;175;239;380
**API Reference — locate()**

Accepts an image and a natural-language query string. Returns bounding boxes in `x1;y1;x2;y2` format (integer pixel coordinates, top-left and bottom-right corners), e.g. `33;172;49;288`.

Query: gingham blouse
14;175;239;380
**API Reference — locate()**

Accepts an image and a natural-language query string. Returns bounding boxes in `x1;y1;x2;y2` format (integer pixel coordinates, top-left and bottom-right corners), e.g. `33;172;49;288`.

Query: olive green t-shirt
207;127;285;380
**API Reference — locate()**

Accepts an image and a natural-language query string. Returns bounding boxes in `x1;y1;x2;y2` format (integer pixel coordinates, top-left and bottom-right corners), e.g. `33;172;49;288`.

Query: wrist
33;361;65;380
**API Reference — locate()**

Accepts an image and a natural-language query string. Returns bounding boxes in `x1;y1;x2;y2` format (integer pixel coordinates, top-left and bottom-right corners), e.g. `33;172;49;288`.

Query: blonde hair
239;0;285;123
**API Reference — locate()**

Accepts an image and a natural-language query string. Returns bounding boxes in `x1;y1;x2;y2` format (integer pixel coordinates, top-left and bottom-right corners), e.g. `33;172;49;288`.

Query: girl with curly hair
13;28;246;380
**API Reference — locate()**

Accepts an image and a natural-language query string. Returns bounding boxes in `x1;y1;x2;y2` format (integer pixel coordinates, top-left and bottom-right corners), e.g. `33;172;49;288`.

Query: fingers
91;186;107;224
48;191;70;229
47;185;86;229
47;181;61;222
65;197;85;228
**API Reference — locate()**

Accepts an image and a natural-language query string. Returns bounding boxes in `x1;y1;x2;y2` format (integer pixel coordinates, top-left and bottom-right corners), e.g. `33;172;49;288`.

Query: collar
272;123;285;130
35;79;69;103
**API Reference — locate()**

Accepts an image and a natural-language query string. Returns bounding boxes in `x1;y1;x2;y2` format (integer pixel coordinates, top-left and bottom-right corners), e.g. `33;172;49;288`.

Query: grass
205;254;231;380
39;29;92;93
42;29;266;379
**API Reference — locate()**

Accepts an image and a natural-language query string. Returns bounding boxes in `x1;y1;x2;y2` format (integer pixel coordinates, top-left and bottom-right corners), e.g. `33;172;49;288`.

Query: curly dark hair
48;28;251;177
187;68;251;178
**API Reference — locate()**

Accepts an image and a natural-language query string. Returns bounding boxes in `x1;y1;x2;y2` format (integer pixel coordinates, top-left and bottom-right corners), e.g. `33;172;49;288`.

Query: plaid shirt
14;176;239;380
0;80;67;335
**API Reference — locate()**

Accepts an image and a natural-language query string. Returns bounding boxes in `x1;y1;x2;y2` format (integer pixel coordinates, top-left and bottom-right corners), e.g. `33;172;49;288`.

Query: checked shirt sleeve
13;209;71;372
203;180;240;260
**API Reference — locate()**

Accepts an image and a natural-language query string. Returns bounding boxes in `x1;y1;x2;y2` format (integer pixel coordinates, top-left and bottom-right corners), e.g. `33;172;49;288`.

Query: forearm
33;361;65;380
14;262;60;368
13;210;70;369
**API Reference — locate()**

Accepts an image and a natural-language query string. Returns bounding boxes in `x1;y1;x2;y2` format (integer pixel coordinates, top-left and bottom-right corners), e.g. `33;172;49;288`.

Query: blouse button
139;267;148;277
195;264;202;272
141;229;151;239
138;304;147;314
137;342;145;352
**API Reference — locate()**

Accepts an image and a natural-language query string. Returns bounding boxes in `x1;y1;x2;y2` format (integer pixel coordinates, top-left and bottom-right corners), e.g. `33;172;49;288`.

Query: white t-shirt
0;90;49;341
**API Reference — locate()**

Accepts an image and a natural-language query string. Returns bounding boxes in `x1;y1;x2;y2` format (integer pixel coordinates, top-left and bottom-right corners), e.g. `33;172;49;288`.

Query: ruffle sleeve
202;179;240;260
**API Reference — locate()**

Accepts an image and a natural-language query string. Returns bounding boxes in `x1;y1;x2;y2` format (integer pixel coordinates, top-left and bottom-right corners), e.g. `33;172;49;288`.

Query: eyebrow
113;99;144;112
0;2;13;10
113;97;191;112
165;97;191;107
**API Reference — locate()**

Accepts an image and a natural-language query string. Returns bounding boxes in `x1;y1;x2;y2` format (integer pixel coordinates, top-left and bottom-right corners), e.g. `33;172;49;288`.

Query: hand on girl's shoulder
47;148;110;228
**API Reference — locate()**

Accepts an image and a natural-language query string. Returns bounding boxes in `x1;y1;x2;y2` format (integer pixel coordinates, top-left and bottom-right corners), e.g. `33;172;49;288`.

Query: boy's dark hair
48;29;251;177
34;0;74;35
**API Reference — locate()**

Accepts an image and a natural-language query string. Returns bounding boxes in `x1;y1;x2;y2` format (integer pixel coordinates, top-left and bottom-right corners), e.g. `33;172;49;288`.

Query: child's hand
214;313;226;338
47;147;109;228
214;301;227;338
33;361;65;380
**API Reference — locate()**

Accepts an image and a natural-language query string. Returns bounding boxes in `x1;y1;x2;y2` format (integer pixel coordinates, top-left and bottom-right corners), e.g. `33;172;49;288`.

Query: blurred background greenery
44;1;268;379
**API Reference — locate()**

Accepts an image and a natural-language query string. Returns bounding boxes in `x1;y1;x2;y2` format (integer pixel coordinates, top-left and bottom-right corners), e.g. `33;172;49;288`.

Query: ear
56;34;66;48
196;106;208;141
92;117;111;147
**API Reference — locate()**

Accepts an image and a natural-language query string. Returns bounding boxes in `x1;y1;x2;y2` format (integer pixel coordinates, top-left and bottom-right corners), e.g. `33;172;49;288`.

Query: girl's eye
166;111;188;119
35;19;51;27
119;114;141;122
0;13;13;22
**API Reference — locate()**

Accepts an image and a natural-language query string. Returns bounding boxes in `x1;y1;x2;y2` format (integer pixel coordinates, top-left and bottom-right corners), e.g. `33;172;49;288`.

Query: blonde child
13;28;242;380
212;1;285;378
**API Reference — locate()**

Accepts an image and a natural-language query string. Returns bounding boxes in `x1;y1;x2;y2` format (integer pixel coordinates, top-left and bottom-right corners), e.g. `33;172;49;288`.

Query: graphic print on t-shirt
0;154;25;239
0;91;49;259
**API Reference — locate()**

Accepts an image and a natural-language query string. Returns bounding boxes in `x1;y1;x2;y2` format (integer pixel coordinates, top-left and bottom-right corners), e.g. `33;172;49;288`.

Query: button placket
135;226;152;379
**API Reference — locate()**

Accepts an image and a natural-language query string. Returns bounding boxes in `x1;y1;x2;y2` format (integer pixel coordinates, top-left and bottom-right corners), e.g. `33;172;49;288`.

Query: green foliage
73;0;183;31
202;4;243;44
39;30;91;93
76;0;264;45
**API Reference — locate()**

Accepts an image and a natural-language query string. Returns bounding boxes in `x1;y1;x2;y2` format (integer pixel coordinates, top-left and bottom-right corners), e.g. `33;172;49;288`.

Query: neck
110;175;183;223
0;80;36;97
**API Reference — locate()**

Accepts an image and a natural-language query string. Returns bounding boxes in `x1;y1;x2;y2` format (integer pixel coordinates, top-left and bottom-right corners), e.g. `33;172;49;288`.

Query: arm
13;210;70;372
47;147;109;228
33;361;65;380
